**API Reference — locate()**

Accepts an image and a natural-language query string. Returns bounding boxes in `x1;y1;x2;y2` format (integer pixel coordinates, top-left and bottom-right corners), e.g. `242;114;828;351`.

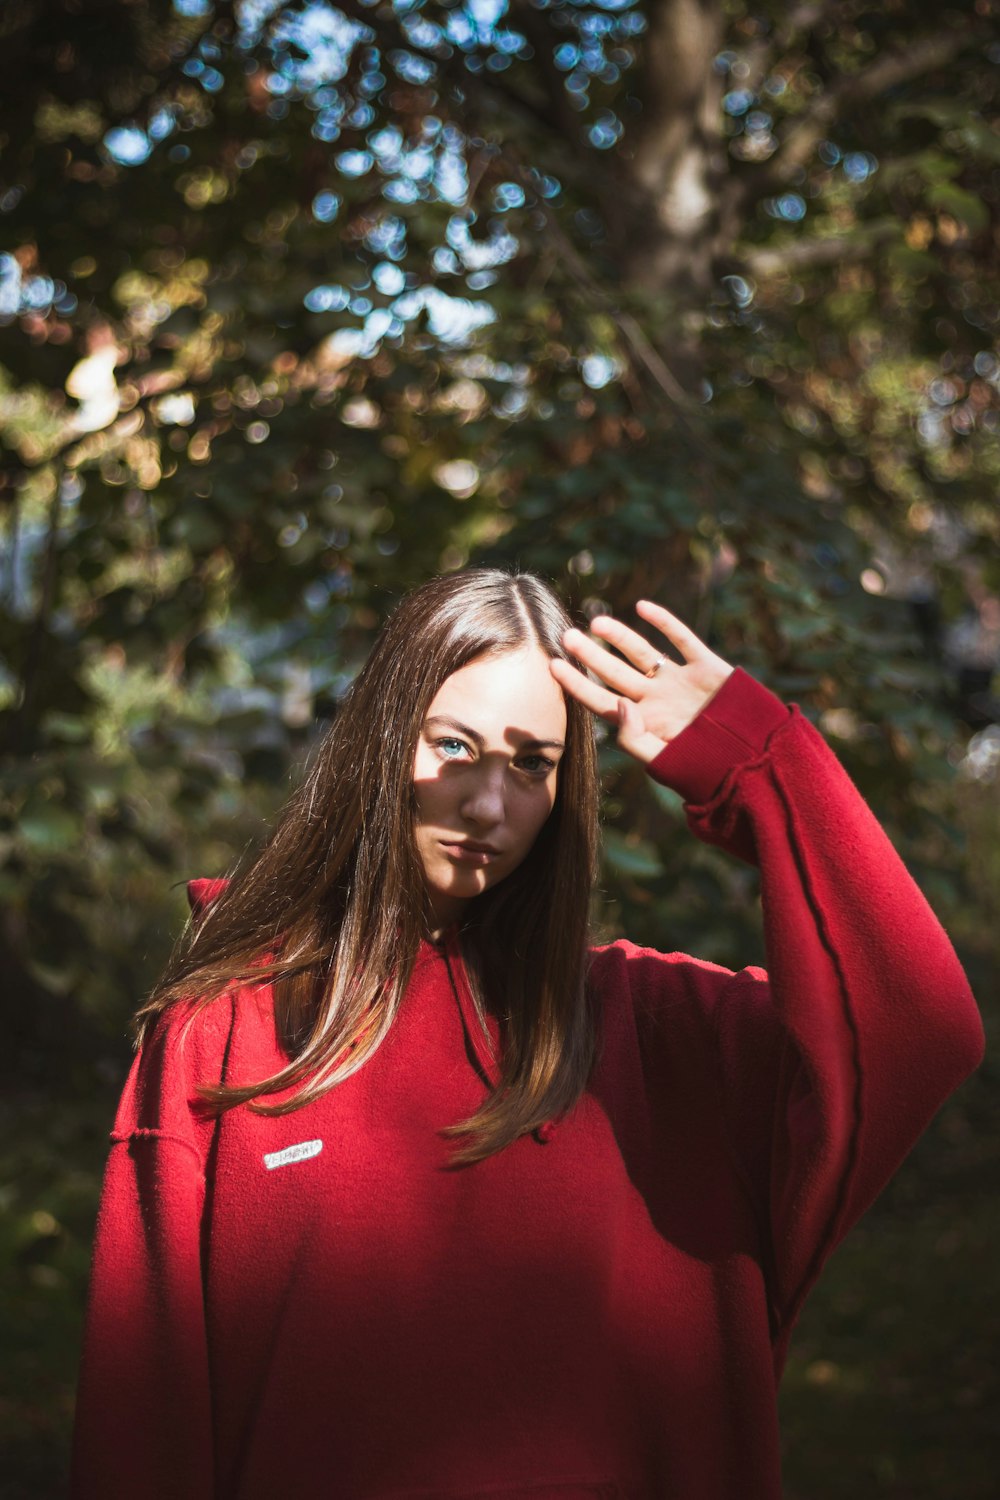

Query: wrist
645;668;789;804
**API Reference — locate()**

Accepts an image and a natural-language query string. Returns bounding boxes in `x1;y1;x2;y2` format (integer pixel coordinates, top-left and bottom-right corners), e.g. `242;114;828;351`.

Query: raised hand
549;600;735;766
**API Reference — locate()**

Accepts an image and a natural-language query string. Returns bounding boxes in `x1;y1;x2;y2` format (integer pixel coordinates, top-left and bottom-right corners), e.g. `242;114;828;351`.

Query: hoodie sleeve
71;989;233;1500
645;669;984;1358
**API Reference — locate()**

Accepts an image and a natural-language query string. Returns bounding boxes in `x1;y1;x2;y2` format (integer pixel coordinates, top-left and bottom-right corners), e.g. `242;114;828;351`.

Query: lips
440;839;502;865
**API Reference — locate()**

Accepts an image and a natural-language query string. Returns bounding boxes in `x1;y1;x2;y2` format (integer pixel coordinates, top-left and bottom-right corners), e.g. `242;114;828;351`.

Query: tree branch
8;480;63;752
740;1;836;96
337;0;579;150
507;0;585;143
499;154;703;425
739;218;899;276
753;29;971;196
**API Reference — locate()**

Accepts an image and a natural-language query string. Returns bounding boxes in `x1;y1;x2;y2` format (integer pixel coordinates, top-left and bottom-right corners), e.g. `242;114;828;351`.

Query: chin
437;864;496;905
446;870;490;901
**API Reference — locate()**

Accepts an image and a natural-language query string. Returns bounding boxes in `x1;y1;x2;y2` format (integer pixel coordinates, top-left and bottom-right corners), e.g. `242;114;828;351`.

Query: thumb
616;697;666;766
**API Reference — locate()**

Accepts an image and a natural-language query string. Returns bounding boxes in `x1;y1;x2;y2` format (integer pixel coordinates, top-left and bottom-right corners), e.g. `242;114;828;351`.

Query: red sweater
71;670;983;1499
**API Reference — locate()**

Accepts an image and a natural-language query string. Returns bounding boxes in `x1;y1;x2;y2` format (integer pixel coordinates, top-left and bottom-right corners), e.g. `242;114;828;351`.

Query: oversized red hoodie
71;670;983;1499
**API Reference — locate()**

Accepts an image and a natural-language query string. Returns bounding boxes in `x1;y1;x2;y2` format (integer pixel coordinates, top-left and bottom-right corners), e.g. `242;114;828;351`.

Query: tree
1;6;997;1487
3;0;997;1007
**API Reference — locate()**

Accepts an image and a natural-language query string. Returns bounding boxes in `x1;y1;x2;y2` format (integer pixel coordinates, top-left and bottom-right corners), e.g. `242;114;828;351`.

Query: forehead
426;647;567;742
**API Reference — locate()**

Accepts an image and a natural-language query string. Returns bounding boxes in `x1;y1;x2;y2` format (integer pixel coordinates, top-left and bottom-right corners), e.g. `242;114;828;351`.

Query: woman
72;568;983;1500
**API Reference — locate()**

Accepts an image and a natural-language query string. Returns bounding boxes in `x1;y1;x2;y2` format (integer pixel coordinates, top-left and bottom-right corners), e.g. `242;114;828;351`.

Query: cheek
412;767;461;842
412;748;441;822
412;743;432;785
516;784;559;850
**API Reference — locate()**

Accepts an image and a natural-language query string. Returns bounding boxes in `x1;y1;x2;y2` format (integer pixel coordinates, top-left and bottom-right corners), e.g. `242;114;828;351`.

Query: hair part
137;568;600;1164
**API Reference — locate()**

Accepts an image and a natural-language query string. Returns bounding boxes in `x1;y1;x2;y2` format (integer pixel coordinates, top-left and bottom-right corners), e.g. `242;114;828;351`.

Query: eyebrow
423;715;565;752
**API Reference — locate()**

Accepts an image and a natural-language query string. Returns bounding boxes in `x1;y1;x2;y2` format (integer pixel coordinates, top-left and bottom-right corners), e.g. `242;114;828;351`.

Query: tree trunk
614;0;726;314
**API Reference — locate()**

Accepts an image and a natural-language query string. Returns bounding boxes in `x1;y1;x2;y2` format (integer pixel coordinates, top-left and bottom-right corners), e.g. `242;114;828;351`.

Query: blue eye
436;738;468;759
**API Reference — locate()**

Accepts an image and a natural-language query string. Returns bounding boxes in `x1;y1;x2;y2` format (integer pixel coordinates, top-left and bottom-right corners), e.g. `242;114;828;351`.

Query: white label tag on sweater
263;1139;323;1171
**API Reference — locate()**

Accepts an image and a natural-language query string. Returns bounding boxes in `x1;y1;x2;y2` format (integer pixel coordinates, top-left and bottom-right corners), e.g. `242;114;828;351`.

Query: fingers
548;656;621;720
561;627;650;698
588;615;667;676
550;661;668;764
563;603;704;686
634;599;703;662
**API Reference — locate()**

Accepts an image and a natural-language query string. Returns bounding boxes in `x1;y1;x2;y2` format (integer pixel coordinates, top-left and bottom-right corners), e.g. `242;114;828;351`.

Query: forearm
647;669;984;1320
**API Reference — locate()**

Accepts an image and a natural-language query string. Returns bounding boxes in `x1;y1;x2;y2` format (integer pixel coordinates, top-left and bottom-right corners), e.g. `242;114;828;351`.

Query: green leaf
926;183;989;232
39;712;91;744
18;805;80;853
960;121;1000;165
602;829;663;880
650;782;686;819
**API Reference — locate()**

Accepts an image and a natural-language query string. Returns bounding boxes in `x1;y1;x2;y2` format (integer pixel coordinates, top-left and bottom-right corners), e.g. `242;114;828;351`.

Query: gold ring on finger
644;653;669;678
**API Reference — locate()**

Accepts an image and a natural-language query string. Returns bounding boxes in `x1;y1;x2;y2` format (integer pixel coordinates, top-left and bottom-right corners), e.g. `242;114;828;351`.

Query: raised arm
554;605;985;1348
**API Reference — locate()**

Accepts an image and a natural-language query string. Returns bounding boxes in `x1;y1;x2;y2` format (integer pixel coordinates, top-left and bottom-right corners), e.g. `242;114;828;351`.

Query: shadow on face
412;648;568;932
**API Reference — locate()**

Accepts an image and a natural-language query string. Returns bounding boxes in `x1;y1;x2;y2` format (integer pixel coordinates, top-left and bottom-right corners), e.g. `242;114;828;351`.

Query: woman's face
412;646;568;933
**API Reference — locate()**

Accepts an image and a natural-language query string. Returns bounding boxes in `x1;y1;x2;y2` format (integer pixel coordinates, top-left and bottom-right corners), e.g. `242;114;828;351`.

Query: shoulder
588;937;772;1042
588;937;738;1007
114;985;275;1142
587;941;785;1128
140;990;241;1076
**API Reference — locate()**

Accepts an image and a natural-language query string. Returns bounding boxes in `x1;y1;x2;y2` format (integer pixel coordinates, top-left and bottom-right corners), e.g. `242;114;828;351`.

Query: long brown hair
137;568;600;1163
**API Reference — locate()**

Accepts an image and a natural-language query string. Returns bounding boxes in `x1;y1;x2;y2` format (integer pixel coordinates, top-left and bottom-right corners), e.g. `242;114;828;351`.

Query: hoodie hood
186;877;229;917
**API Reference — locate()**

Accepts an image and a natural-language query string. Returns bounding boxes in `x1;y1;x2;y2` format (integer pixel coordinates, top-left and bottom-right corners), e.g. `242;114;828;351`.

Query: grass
780;1046;999;1499
0;1091;109;1500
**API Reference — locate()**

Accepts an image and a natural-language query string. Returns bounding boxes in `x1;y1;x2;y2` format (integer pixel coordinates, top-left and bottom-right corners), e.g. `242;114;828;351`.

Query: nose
460;762;506;828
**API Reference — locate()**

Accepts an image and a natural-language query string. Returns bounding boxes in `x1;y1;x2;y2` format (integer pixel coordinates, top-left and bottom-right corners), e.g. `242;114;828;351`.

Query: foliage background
1;1;997;1494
